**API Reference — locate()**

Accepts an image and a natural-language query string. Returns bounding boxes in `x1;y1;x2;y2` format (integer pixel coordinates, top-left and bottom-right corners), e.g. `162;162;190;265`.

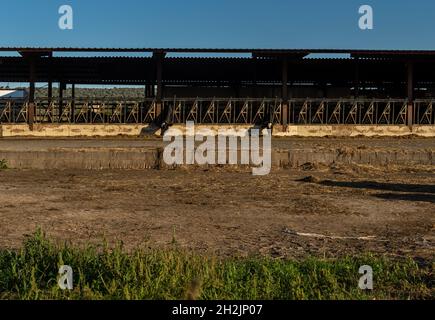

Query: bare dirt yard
0;161;433;260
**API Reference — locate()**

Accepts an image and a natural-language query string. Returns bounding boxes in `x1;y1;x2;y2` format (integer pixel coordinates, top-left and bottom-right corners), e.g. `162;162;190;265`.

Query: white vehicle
0;89;28;100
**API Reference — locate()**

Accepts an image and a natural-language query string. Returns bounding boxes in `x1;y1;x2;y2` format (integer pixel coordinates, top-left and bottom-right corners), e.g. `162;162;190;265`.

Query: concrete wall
1;123;435;138
1;147;433;170
274;125;435;137
0;149;161;170
0;124;147;137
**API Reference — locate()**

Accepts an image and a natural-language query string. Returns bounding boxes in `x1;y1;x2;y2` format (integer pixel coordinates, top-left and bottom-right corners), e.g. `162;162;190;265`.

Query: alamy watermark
358;265;374;290
57;264;373;291
58;5;73;30
359;5;374;30
56;4;373;32
58;265;73;290
163;122;272;176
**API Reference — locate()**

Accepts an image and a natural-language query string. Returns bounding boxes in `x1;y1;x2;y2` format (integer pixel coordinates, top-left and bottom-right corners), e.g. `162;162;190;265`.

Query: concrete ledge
1;124;435;138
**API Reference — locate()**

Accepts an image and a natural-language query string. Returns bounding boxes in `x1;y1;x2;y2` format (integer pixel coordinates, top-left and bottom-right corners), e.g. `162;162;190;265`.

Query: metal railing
0;97;434;125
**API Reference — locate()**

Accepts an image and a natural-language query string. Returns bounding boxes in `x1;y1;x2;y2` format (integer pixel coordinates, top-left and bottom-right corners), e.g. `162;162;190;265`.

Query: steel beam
153;51;165;122
252;56;258;98
28;57;36;127
48;81;53;103
282;58;288;99
154;52;165;101
407;62;414;127
282;58;289;125
354;57;360;97
59;82;64;119
47;55;53;103
71;84;75;123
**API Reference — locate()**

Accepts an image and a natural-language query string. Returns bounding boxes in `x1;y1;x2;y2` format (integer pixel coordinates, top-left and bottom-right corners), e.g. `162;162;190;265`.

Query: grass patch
0;230;432;300
0;159;7;170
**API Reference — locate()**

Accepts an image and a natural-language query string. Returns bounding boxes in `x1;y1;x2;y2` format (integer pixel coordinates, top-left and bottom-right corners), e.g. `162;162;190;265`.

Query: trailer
0;89;28;101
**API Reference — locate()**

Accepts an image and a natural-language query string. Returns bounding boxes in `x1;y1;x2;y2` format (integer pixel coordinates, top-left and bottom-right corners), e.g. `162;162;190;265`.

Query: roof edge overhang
2;47;435;57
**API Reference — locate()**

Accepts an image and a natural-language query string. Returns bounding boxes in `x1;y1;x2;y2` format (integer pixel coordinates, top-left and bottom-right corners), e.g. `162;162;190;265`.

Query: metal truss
414;100;434;125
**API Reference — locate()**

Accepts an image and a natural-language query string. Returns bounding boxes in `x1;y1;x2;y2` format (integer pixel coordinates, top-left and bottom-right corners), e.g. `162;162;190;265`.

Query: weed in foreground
0;229;432;300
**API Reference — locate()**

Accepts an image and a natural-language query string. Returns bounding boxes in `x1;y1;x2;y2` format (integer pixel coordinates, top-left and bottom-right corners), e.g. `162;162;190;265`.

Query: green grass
0;159;7;170
0;230;433;300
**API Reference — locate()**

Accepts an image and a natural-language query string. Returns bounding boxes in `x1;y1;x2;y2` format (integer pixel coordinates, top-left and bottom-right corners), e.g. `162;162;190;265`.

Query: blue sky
0;0;434;50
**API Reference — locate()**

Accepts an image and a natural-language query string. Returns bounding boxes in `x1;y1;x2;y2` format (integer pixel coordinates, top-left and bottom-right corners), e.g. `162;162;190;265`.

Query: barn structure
0;47;434;127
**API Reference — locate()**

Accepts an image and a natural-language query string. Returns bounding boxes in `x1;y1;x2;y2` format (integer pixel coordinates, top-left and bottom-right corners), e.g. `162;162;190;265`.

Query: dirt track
0;163;433;260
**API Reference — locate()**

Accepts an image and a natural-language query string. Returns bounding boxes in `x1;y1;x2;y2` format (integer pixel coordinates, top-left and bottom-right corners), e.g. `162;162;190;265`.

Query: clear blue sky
0;0;434;49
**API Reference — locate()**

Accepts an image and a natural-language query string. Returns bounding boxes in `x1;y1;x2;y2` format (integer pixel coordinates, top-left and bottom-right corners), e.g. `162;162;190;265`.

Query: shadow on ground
373;193;435;204
298;178;435;203
319;180;435;194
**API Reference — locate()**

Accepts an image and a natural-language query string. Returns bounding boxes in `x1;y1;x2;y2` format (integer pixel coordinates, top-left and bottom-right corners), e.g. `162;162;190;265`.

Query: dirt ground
0;163;433;260
0;136;433;151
